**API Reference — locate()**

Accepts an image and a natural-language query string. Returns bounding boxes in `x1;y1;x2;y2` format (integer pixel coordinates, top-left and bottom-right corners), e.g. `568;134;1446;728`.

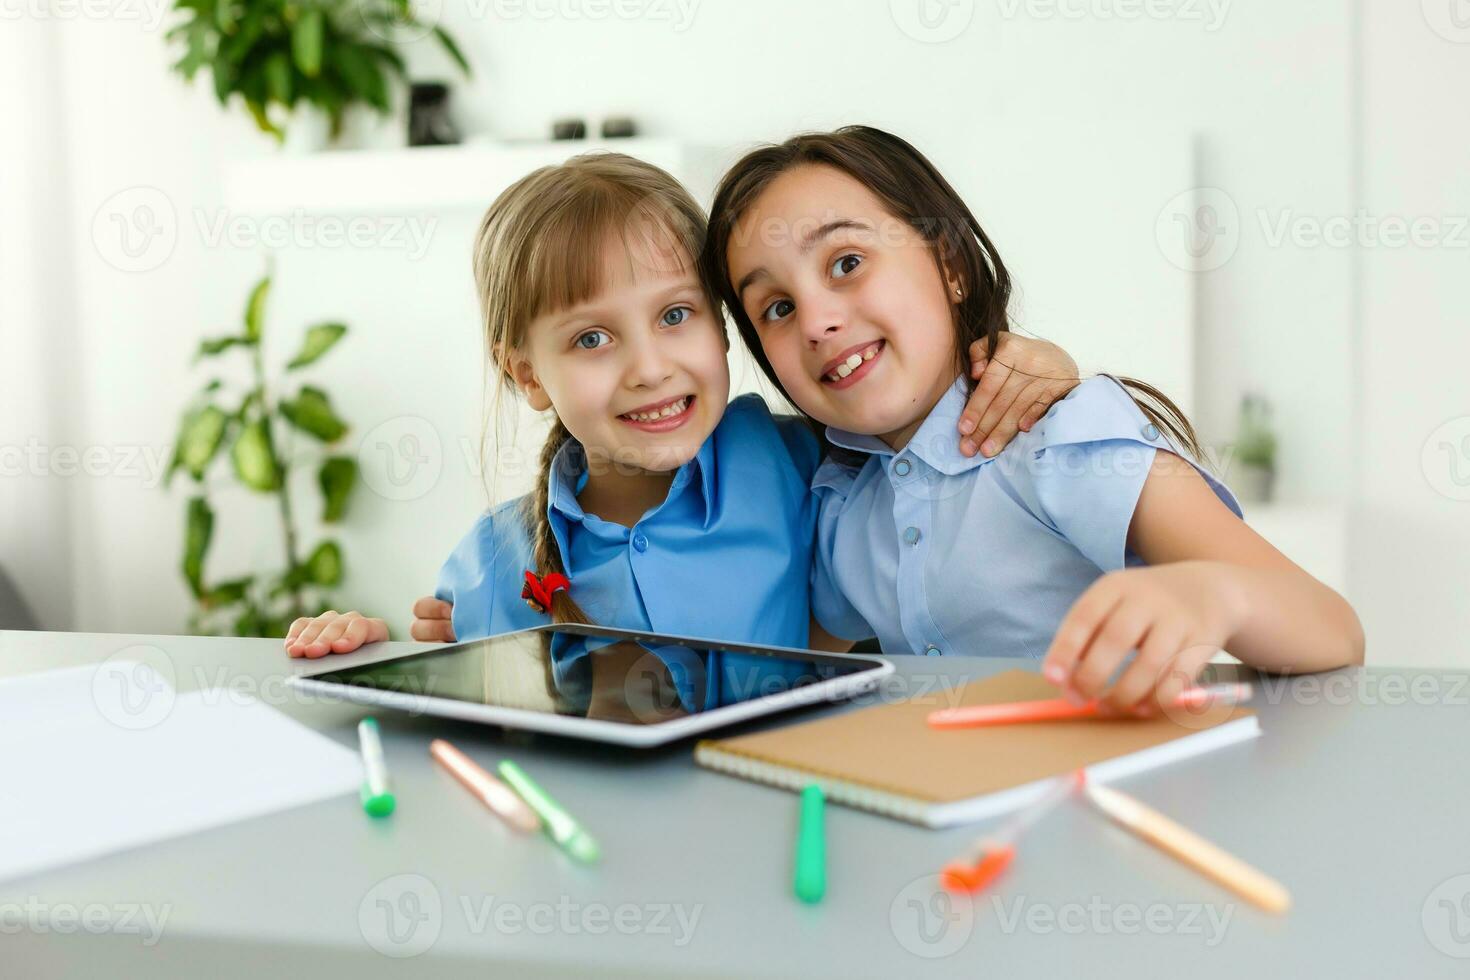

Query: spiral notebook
694;669;1260;827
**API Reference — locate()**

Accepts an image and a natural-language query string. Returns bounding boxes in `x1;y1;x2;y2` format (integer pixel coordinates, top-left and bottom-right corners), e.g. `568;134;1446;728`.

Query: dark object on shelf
408;83;460;147
552;118;588;140
600;116;637;138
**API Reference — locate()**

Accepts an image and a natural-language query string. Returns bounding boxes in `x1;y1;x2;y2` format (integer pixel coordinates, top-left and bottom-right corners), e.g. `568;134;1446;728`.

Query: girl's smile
819;339;884;388
617;393;698;431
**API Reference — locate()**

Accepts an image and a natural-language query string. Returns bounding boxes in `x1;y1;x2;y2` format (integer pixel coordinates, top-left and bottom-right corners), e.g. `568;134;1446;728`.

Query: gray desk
2;630;1466;978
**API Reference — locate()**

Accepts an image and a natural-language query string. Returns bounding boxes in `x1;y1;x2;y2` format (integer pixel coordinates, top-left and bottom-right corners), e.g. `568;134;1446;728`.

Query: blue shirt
810;375;1242;659
435;393;823;709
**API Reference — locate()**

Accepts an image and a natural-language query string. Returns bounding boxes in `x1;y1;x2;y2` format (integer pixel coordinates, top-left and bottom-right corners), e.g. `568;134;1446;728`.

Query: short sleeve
1015;376;1242;572
434;510;500;642
809;459;876;641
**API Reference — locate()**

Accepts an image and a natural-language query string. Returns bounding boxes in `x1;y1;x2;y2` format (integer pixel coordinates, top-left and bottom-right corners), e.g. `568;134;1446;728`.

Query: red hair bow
521;571;570;614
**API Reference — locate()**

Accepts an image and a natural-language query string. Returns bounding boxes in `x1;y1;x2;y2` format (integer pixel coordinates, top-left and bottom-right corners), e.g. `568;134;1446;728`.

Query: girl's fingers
1105;621;1187;712
307;614;356;658
978;379;1049;454
412;596;452;620
284;617;312;650
958;361;1013;454
1018;397;1051;433
1042;580;1125;690
1070;599;1154;701
333;616;388;652
291;611;338;653
1151;644;1217;710
972;372;1031;456
411;618;456;643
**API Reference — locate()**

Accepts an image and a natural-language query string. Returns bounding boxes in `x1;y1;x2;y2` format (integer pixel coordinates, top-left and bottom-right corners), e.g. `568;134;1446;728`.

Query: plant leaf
335;44;388;112
183;496;214;598
292;7;323;78
318;456;357;523
230;418;281;491
286;322;347;370
201;576;254;610
244;274;270;342
176;404;230;481
304;540;343;586
433;26;471;77
195;334;248;359
280;386;348;442
263;51;293;106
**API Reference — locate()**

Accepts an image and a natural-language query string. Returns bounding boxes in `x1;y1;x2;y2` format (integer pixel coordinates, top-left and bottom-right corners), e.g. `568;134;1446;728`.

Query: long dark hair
701;125;1204;461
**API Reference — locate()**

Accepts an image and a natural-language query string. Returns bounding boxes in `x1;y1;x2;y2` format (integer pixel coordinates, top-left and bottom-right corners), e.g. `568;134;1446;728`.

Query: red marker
927;682;1252;730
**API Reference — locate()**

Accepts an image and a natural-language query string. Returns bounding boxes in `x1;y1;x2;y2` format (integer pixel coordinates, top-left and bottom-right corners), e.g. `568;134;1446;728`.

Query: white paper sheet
0;663;361;884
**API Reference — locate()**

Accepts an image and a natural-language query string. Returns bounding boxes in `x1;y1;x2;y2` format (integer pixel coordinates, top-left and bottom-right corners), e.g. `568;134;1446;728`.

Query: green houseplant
166;0;470;143
1233;394;1278;504
167;269;362;636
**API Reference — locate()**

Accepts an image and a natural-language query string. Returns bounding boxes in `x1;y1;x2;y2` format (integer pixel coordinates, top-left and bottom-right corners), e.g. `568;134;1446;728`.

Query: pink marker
927;682;1252;730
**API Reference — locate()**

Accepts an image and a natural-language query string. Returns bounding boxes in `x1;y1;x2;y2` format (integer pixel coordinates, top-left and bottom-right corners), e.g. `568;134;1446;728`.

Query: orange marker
941;769;1084;893
927;683;1251;730
430;739;541;833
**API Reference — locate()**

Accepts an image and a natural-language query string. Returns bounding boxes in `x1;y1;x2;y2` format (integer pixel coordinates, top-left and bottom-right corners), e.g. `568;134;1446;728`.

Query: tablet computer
286;623;893;747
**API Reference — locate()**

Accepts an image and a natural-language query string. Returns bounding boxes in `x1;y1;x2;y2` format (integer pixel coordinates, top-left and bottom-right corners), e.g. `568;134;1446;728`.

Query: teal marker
794;784;826;903
357;717;396;817
498;760;599;864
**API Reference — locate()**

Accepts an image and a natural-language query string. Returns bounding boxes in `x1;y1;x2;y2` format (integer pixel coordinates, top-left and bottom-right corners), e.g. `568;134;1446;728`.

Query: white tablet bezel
285;623;893;747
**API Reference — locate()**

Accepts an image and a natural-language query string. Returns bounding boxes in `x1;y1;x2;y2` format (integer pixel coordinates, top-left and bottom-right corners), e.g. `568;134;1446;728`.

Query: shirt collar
546;432;718;539
823;374;990;477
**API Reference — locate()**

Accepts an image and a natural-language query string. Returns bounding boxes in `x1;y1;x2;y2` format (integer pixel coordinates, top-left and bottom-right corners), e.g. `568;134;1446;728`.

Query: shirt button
1142;423;1160;441
894;459;912;477
903;526;921;546
924;644;941;656
632;533;648;553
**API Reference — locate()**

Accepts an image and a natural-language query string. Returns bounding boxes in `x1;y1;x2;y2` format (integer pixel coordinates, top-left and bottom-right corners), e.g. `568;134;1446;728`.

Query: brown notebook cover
695;669;1258;827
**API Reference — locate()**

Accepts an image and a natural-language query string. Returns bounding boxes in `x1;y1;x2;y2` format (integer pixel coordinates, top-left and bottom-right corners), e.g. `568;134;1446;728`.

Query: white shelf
222;139;697;214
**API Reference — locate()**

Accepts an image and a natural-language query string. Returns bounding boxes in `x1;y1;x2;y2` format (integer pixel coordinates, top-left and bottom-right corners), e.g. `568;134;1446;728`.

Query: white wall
14;1;1389;651
1355;1;1470;668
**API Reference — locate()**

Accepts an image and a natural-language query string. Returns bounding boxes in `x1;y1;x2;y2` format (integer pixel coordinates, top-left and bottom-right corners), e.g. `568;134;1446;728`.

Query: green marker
794;784;826;903
498;760;599;864
357;717;396;817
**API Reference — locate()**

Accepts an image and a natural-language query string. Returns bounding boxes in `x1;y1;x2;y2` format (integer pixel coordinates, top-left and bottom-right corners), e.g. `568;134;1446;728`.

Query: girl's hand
284;610;389;658
410;596;456;643
1040;562;1244;715
959;334;1080;457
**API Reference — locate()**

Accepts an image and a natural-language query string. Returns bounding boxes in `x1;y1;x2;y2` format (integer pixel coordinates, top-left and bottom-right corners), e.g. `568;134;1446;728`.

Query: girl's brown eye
762;299;795;323
832;254;862;278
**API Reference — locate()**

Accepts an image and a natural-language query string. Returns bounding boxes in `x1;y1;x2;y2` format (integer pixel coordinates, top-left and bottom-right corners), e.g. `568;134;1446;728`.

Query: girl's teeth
626;397;688;422
827;345;880;382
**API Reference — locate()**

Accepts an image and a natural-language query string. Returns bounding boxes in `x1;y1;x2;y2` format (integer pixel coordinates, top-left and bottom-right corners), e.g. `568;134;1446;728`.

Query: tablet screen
305;627;880;726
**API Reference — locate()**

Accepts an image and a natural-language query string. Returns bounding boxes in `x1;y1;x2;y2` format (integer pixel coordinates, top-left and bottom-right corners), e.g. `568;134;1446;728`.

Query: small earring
954;286;963;299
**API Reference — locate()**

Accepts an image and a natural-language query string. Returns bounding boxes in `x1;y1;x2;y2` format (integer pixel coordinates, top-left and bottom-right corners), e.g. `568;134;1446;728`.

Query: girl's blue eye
575;330;609;350
831;253;862;278
761;299;795;323
661;306;690;327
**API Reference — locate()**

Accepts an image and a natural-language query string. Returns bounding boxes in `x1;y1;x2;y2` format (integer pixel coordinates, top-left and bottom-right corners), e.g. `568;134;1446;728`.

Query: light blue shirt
435;394;823;709
810;375;1242;659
